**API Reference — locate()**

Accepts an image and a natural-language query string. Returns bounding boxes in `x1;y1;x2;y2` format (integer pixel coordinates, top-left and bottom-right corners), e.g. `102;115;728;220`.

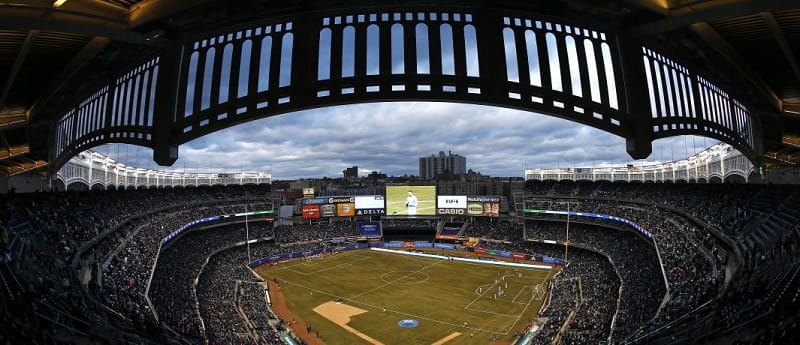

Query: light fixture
53;0;68;8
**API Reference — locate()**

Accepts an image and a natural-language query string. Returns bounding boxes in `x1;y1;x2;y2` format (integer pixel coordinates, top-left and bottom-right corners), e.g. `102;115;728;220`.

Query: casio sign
438;208;465;215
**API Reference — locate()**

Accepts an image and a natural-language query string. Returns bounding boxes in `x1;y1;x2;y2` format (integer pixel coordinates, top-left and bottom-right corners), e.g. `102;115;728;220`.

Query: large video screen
386;186;436;216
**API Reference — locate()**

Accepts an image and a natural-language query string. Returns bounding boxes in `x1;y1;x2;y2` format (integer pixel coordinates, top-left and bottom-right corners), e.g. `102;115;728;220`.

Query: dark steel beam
28;36;110;121
0;30;38;114
152;46;182;166
0;113;27;130
3;159;47;176
619;36;653;159
0;144;30;161
0;13;148;45
129;0;215;29
0;3;127;24
691;22;782;111
761;12;800;88
627;0;800;36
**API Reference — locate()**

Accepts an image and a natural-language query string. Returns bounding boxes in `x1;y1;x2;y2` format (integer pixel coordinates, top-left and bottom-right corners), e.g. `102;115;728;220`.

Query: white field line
271;250;555;336
464;308;520;318
279;253;369;276
275;251;360;270
347;259;446;300
504;292;537;333
511;285;535;304
463;277;501;310
275;277;508;335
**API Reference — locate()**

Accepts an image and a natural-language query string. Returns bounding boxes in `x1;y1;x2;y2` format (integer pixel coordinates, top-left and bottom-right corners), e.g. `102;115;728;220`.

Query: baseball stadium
2;1;800;345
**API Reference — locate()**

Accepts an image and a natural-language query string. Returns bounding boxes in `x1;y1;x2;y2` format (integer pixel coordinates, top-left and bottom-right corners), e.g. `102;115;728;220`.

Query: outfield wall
370;247;553;270
249;241;563;269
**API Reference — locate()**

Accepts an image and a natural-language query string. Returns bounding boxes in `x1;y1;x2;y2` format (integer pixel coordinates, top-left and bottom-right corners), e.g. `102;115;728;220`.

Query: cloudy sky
91;102;718;179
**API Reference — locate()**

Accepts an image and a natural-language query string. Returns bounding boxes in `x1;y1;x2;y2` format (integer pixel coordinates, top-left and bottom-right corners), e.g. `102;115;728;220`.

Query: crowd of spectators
381;219;437;230
1;180;798;344
524;181;800;344
482;241;620;345
100;201;271;331
274;221;357;243
526;196;722;332
196;241;295;345
0;185;271;344
524;221;665;342
465;220;522;241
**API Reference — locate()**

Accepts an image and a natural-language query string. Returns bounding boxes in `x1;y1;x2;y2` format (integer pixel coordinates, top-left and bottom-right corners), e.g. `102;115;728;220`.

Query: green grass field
256;249;553;345
385;186;437;216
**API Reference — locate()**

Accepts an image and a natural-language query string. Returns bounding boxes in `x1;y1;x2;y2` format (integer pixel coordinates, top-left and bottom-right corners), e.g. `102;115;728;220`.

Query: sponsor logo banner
434;243;455;249
336;203;355;217
435;235;460;240
398;319;419;328
357;221;381;236
402;241;415;248
301;196;355;205
437;208;465;215
467;202;484;215
414;241;433;248
486;249;499;256
355;195;385;209
328;196;355;204
483;202;499;217
302;205;320;219
525;254;538;262
437;195;467;208
474;247;487;254
467;196;501;203
301;197;328;205
320;204;336;217
356;208;386;216
512;253;526;259
498;251;513;258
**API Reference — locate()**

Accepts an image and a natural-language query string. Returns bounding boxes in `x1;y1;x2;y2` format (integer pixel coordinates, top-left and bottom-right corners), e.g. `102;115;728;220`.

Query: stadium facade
55;150;271;191
525;143;755;183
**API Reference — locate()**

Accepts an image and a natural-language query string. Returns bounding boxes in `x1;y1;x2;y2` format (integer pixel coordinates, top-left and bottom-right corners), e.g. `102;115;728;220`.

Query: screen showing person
386;186;436;216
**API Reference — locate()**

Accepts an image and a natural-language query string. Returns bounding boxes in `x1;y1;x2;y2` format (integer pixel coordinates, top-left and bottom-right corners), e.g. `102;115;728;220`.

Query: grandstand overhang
2;0;797;173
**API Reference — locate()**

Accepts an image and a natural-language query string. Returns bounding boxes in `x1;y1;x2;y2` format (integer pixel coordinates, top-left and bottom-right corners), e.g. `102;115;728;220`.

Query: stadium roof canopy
0;0;799;176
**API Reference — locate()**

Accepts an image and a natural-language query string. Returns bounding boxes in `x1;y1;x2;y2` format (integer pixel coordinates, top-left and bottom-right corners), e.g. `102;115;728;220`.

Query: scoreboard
299;192;499;218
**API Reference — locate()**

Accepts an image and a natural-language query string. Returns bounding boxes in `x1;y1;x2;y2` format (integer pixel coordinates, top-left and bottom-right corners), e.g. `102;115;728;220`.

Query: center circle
381;271;430;285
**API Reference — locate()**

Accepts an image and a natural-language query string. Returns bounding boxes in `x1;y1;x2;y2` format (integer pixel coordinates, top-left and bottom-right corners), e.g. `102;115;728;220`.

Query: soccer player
405;191;418;215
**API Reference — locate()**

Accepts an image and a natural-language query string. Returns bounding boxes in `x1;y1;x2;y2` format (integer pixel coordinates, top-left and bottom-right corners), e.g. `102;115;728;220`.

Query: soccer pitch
385;186;437;216
255;249;553;345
